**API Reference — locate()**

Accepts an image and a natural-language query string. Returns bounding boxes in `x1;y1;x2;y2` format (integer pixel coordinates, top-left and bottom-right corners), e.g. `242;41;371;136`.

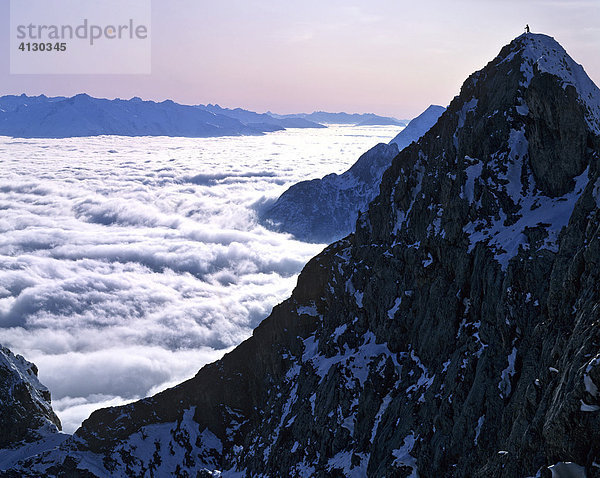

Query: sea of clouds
0;125;400;433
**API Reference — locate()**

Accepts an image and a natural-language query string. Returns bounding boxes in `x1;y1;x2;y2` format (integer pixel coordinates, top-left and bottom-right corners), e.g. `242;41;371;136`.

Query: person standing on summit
525;24;530;33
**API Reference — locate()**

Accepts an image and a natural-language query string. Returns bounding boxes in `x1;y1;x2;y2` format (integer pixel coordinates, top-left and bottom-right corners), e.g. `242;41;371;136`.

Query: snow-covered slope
389;105;445;148
261;104;445;243
6;33;600;478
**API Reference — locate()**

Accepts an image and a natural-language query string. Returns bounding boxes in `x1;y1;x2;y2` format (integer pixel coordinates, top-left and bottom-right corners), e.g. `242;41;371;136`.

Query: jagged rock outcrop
0;345;61;448
261;105;445;243
7;33;600;477
0;345;67;472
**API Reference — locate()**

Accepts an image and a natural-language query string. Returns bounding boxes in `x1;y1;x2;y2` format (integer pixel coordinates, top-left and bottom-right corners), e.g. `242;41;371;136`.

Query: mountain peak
368;32;600;269
502;33;600;134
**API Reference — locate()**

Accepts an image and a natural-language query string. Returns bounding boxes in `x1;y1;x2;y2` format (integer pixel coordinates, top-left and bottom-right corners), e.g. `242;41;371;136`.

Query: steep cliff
7;33;600;477
0;345;61;448
0;345;66;472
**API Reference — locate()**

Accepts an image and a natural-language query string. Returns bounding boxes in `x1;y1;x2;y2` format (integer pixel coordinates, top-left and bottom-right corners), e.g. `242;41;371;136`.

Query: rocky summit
5;33;600;477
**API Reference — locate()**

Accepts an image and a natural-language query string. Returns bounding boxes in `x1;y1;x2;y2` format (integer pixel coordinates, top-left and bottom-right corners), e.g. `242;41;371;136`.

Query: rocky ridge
0;345;66;472
5;33;600;477
261;105;445;243
0;345;61;448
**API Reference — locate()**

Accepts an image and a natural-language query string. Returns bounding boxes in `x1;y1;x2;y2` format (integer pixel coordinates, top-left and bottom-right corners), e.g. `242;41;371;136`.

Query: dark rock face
261;105;444;243
0;345;61;449
8;33;600;477
525;73;589;197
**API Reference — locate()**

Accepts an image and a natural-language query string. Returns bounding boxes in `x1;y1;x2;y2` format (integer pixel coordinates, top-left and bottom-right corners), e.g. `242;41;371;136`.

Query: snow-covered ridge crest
515;33;600;134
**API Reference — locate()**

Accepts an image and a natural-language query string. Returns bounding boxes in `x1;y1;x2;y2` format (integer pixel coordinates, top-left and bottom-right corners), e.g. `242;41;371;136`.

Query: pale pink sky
1;0;599;118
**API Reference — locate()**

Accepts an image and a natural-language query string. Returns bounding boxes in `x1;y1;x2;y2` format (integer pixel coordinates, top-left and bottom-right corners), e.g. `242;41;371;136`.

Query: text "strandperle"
16;19;148;46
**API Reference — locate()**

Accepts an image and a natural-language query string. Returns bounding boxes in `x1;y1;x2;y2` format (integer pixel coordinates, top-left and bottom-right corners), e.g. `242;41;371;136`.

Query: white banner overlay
10;0;151;74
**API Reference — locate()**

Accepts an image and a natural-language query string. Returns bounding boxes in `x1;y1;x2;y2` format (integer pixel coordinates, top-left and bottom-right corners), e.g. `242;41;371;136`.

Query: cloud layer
0;125;400;433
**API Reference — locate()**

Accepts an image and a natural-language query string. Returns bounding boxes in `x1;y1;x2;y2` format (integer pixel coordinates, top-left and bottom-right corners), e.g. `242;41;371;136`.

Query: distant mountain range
0;94;271;138
196;104;326;131
0;94;405;138
269;110;408;126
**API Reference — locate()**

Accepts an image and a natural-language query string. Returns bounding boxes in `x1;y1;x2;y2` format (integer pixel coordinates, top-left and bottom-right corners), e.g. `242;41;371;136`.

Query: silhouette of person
525;24;530;33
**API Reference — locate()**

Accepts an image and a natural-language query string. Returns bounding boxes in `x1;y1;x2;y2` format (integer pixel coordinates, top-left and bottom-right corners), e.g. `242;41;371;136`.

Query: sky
1;0;599;119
